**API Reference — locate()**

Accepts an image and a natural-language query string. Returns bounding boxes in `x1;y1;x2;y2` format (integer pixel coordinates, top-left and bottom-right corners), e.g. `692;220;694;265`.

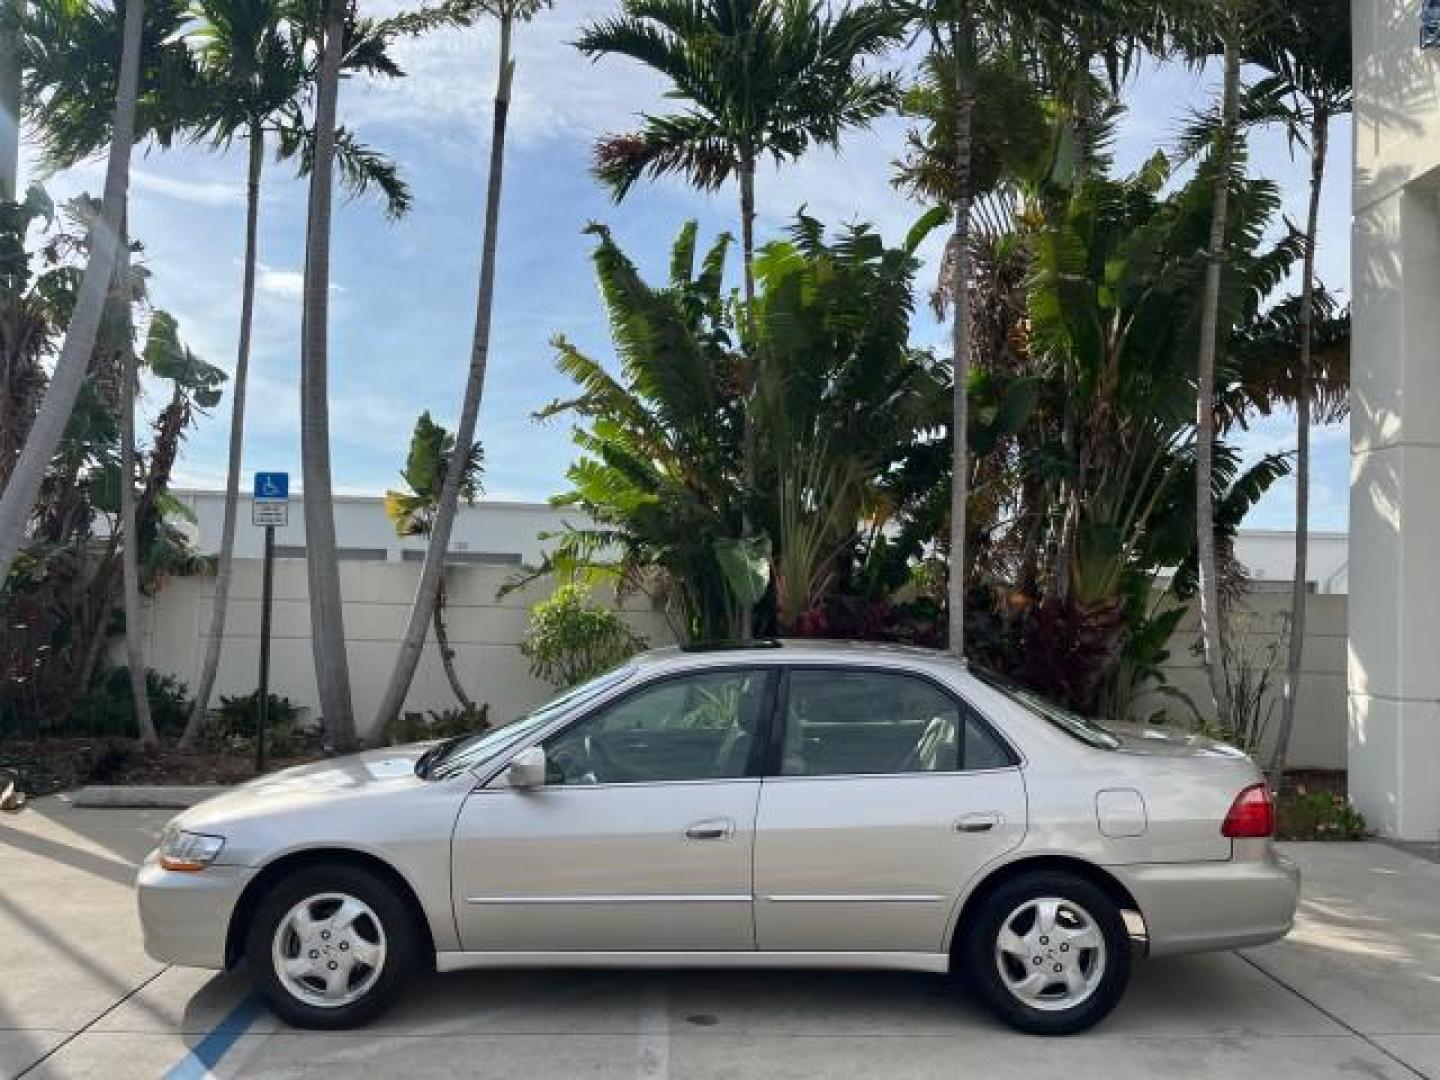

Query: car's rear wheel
962;871;1131;1035
246;863;419;1029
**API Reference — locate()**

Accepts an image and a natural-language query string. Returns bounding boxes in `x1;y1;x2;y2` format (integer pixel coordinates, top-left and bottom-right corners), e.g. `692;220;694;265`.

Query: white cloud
257;265;306;299
255;262;346;300
132;168;244;207
347;0;677;148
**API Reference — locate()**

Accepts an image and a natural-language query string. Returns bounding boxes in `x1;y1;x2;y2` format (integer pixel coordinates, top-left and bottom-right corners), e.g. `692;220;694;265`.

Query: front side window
543;668;771;785
780;668;1015;777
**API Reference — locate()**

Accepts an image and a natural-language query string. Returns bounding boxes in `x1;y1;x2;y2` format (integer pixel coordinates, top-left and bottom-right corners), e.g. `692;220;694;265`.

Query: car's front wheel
963;870;1131;1035
246;863;419;1029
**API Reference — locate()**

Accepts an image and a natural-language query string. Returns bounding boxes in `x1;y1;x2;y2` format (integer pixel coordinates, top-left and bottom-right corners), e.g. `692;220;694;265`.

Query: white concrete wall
1138;593;1349;771
141;561;675;734
1351;1;1440;837
135;559;1349;768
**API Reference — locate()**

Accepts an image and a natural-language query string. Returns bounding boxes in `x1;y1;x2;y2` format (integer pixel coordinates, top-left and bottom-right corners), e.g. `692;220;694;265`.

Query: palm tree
369;0;549;740
1193;31;1242;726
383;412;484;712
1181;0;1283;726
1247;0;1351;780
0;0;19;201
111;234;159;745
180;0;413;749
895;0;1173;658
577;0;901;635
297;0;356;751
0;0;145;588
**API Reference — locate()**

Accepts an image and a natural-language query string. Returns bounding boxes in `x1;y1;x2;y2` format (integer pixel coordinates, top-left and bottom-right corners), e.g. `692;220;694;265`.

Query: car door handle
685;818;735;841
955;812;1002;833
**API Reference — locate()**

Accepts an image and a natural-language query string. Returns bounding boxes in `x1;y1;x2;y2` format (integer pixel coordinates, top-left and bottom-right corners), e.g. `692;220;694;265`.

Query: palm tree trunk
1195;40;1241;726
946;4;975;660
300;0;356;752
432;578;474;712
1271;107;1328;784
116;231;156;747
368;12;514;740
0;0;142;585
737;150;757;642
0;0;20;202
181;126;265;750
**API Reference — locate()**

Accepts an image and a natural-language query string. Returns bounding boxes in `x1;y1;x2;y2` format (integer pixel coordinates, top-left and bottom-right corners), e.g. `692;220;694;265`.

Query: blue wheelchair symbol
254;472;289;500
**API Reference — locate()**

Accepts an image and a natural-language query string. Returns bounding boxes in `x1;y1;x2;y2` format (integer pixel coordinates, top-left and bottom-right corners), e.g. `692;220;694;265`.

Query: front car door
452;666;774;953
753;665;1027;955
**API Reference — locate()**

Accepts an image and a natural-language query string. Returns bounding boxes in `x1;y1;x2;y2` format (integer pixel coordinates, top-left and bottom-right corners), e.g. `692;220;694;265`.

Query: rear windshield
428;665;636;780
972;667;1121;751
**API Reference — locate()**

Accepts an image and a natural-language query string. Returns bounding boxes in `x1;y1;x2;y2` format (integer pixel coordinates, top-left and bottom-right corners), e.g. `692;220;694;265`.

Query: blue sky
26;1;1353;531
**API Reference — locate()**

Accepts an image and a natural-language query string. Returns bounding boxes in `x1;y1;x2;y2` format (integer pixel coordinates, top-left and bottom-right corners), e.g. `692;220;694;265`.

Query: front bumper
135;850;255;969
1112;847;1301;956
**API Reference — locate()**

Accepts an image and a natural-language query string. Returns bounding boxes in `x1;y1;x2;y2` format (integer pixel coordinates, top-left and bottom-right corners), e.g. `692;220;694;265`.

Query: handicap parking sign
254;472;289;501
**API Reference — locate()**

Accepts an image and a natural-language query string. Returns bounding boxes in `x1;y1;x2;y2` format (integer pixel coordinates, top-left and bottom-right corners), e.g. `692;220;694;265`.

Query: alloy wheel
993;896;1107;1012
271;891;388;1008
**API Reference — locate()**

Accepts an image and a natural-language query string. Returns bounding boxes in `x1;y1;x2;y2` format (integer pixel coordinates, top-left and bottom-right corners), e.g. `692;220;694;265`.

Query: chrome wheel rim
272;892;387;1008
994;896;1106;1012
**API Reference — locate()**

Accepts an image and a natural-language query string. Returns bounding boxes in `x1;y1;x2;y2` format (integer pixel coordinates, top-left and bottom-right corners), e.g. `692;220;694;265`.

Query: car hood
171;745;431;832
1103;723;1250;759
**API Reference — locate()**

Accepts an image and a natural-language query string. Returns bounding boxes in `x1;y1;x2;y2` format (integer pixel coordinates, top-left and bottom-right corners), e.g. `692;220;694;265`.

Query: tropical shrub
521;585;647;688
389;703;491;744
1277;790;1367;841
216;691;303;755
69;668;194;739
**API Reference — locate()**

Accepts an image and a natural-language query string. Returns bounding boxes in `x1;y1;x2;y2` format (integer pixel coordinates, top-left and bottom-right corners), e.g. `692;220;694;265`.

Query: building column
1350;1;1440;840
1350;174;1440;836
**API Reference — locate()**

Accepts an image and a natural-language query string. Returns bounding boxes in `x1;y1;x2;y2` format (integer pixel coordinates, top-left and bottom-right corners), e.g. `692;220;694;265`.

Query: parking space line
1237;953;1432;1080
161;995;261;1080
636;977;670;1080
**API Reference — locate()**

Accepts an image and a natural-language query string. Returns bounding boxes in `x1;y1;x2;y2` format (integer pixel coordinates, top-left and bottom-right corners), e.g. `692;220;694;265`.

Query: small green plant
216;692;302;756
1277;789;1368;841
72;668;195;738
520;584;647;688
389;703;491;744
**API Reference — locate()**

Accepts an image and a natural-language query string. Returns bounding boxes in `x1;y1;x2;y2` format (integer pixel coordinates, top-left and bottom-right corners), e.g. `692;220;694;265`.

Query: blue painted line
164;995;261;1080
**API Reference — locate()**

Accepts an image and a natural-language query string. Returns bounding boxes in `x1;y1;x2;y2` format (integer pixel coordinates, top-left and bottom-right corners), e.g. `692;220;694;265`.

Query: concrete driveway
1;796;1437;1080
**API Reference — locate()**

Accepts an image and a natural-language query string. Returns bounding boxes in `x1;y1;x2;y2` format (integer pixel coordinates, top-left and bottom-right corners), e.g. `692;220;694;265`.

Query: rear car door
452;666;773;953
753;665;1027;954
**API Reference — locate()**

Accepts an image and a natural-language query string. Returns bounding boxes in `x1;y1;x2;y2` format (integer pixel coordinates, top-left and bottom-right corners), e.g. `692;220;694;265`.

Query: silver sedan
136;641;1299;1035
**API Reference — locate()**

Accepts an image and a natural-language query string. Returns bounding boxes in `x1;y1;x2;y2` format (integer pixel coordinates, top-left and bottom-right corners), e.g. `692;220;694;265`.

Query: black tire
961;870;1131;1035
246;863;420;1029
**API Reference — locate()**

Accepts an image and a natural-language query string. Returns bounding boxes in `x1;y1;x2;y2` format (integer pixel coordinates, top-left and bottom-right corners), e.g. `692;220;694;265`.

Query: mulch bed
0;736;324;796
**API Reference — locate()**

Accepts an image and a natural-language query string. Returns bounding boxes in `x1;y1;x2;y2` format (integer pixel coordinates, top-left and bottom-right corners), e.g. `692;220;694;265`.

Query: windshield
972;667;1121;751
425;664;636;780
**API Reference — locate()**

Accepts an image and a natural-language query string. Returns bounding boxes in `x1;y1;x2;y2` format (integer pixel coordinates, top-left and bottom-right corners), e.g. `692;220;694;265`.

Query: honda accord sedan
137;641;1299;1035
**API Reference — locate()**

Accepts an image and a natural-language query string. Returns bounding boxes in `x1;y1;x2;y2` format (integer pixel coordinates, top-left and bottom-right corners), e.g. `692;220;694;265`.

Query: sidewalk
1;797;1436;1079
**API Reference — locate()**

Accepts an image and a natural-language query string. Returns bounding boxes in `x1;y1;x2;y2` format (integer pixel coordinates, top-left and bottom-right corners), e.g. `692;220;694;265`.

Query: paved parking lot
2;796;1438;1079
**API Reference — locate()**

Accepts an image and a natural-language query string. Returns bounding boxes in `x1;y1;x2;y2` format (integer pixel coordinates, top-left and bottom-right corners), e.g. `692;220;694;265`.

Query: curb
72;785;227;809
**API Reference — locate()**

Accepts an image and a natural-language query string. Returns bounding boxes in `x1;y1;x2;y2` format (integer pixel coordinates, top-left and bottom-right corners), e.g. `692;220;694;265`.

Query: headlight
158;828;226;872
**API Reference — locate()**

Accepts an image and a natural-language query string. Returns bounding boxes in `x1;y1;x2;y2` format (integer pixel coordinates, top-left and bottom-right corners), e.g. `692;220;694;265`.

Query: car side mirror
504;746;547;790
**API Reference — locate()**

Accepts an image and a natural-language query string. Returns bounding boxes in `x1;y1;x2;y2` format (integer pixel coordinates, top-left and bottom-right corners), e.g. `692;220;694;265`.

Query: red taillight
1222;782;1275;838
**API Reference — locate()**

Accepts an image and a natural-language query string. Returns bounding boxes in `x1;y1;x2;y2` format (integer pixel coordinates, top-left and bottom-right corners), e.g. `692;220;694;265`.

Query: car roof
632;639;965;672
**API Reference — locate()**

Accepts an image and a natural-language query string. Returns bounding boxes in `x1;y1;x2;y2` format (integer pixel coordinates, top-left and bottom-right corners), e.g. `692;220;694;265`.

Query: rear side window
779;669;1016;777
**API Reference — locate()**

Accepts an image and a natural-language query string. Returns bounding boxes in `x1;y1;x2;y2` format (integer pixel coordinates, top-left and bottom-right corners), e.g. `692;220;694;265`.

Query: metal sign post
252;473;289;775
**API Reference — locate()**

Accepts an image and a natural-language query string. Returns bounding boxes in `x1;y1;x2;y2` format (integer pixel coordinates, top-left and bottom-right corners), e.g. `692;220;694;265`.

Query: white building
1350;1;1440;838
171;489;585;567
1226;530;1348;595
